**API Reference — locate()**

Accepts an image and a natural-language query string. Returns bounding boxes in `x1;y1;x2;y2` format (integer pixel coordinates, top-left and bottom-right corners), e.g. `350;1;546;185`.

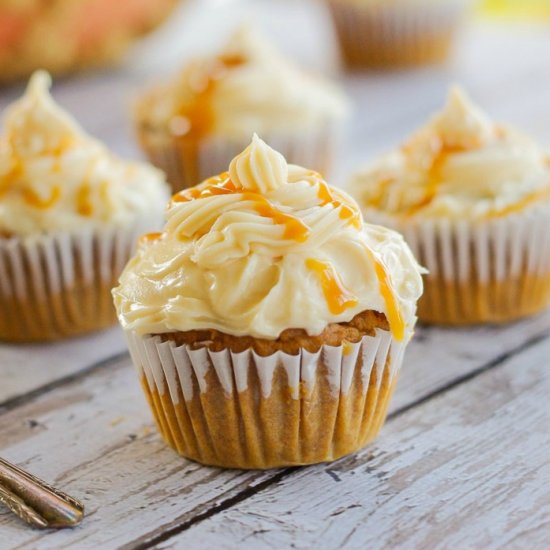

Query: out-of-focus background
1;0;550;182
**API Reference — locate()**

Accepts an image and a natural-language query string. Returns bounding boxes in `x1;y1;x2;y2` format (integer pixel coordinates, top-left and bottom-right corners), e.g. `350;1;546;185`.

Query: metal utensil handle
0;457;84;529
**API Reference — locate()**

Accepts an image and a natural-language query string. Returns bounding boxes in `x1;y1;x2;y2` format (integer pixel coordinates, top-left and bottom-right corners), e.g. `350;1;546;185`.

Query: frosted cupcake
0;72;169;342
113;135;423;469
0;0;177;83
134;26;349;192
347;87;550;325
326;0;472;69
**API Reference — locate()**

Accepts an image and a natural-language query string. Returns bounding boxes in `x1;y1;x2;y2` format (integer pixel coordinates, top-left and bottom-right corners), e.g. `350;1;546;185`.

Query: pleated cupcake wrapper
0;221;152;342
138;122;342;192
126;329;407;468
327;0;471;67
366;205;550;323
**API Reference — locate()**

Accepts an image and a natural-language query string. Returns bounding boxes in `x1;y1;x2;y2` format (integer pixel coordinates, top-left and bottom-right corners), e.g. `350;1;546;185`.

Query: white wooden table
1;1;550;548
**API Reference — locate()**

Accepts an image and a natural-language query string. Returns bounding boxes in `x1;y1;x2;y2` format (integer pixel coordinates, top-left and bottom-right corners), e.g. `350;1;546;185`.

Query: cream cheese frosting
136;26;349;140
0;71;169;236
113;135;423;341
347;87;550;220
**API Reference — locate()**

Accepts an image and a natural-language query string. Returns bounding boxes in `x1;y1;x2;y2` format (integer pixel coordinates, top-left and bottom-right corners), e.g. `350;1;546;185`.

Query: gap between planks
0;321;548;548
121;328;550;550
0;352;129;414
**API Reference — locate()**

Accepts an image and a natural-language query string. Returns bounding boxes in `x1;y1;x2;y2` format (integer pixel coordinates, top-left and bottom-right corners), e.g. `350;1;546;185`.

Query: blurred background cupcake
0;72;169;342
325;0;474;69
0;0;178;83
347;87;550;325
134;25;349;191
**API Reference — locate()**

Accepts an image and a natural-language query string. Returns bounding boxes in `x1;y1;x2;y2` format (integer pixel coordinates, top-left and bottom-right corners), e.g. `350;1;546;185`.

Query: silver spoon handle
0;457;84;529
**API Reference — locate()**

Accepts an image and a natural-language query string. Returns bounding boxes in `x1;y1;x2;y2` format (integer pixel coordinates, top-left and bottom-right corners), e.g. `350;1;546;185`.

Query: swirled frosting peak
6;71;80;158
113;137;424;341
0;71;169;236
229;133;288;193
348;87;550;219
433;86;494;150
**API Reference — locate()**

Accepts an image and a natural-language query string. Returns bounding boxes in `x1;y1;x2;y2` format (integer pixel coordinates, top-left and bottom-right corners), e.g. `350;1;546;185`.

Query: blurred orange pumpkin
0;0;178;83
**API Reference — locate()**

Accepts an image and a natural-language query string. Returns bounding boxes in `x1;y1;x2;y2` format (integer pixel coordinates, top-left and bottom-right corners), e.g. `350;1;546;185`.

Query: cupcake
347;87;550;325
326;0;472;69
0;0;177;83
0;71;169;342
134;26;349;192
113;135;423;469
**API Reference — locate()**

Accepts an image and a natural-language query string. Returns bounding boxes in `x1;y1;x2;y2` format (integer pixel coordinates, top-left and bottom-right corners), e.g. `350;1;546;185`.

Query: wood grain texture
161;336;550;550
0;327;126;407
0;356;280;549
0;315;548;548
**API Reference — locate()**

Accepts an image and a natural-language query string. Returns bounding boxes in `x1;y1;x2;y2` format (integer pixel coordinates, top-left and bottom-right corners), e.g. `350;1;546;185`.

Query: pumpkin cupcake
134;26;349;192
113;135;423;469
0;71;169;342
347;87;550;325
326;0;472;69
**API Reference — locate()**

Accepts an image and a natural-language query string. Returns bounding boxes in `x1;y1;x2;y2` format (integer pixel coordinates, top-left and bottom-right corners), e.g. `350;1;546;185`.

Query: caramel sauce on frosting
136;26;348;141
0;71;168;235
348;87;550;220
114;136;423;341
173;55;247;141
364;248;405;342
305;258;358;315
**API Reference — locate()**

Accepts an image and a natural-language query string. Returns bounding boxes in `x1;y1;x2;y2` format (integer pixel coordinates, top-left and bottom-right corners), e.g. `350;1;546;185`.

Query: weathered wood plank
0;327;126;406
0;315;548;549
0;356;280;549
390;312;550;412
161;333;550;550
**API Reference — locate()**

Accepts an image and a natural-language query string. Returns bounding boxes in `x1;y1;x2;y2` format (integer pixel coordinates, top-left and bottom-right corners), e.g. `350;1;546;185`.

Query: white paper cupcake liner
138;121;343;192
366;205;550;283
126;328;405;402
365;204;550;323
327;0;472;68
0;218;158;341
125;328;407;467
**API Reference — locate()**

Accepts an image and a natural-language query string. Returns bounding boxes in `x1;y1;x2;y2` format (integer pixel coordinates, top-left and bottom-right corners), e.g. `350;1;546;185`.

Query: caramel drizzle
22;185;61;209
364;247;405;342
76;182;93;216
1;135;77;209
171;174;310;242
484;186;550;219
404;137;550;219
0;158;23;198
174;55;247;141
138;232;163;246
315;177;361;228
402;142;467;217
306;258;358;315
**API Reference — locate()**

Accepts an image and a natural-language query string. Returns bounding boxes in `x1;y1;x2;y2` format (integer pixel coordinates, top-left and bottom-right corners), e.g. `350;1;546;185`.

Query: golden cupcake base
418;272;550;326
335;33;453;69
0;225;147;343
0;278;117;343
327;1;466;69
141;361;396;469
125;313;406;469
